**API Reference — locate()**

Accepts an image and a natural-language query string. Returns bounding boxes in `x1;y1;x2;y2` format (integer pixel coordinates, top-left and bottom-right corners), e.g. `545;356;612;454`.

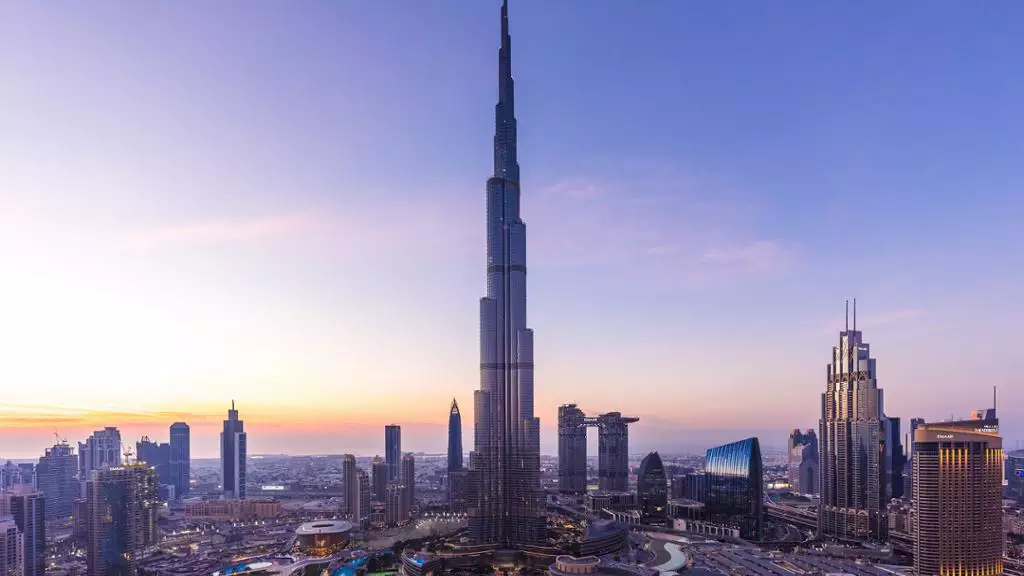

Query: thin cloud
125;214;310;251
701;240;794;273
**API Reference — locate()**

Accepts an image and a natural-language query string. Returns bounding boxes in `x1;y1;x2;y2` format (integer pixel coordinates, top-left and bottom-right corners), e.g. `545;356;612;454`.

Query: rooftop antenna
845;299;849;331
853;298;857;332
993;385;997;413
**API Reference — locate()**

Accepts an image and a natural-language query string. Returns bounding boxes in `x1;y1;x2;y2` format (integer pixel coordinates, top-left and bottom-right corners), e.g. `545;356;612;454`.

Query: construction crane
53;431;67;445
123;446;135;466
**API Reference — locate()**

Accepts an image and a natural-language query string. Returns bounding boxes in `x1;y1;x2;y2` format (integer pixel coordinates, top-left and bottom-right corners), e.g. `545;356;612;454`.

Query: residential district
1;1;1020;576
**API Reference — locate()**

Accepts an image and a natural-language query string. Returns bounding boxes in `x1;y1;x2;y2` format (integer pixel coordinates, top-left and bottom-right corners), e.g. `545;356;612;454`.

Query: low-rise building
184;498;282;521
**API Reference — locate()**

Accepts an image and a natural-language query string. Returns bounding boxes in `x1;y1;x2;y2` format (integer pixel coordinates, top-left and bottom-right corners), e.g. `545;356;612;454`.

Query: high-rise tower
469;0;544;546
169;422;190;498
220;401;247;500
819;300;887;541
385;425;401;481
448;399;463;473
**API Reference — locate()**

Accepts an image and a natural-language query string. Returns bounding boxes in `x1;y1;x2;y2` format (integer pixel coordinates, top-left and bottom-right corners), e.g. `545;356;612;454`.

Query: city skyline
2;1;1023;459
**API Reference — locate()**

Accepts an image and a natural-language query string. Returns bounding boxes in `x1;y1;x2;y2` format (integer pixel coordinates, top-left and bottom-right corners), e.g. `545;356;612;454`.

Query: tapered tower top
450;398;461;416
493;0;519;183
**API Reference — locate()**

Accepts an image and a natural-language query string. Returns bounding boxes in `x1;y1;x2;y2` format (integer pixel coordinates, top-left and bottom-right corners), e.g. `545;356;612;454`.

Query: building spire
494;0;519;182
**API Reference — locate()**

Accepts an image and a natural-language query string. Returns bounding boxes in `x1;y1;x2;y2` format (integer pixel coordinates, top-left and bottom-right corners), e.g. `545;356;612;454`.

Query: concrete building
169;422;190;498
819;300;886;541
357;470;371;528
87;466;158;576
342;454;359;520
0;519;22;576
371;456;388;502
913;423;1003;576
184;498;282;521
78;427;121;478
787;429;818;495
3;489;44;576
36;442;77;520
385;482;409;525
136;436;172;486
385;425;401;481
402;453;416;515
557;405;639;493
468;0;545;546
220;401;247;500
558;404;588;493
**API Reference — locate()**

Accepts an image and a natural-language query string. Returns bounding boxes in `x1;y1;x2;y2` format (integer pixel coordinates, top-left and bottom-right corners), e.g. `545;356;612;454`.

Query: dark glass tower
637;452;668;523
558;404;588;493
705;437;764;540
36;442;77;520
86;466;158;576
169;422;190;498
597;412;637;491
819;301;886;541
448;399;463;472
220;401;247;500
9;491;45;576
385;425;401;481
469;0;545;546
136;436;171;486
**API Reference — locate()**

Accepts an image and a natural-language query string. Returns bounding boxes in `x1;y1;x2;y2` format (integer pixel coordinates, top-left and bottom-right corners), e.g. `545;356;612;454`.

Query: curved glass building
704;437;763;540
636;452;667;523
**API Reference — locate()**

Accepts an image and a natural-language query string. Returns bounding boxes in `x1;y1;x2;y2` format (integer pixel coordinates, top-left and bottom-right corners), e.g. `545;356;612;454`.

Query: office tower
913;423;1003;576
558;404;588;493
169;422;190;498
87;465;158;576
136;436;172;486
36;442;77;520
371;456;388;502
220;400;247;499
5;490;45;576
385;425;401;481
671;472;708;502
78;427;122;477
788;429;819;495
705;437;764;541
357;470;371;527
819;300;886;541
385;482;409;525
468;0;545;547
0;519;22;576
448;469;469;513
597;412;638;491
883;416;905;499
448;399;463;473
402;453;415;515
342;455;359;520
637;452;667;523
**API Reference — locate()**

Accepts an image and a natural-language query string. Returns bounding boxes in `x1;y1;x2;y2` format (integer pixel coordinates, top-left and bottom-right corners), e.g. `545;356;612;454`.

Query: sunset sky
2;1;1022;459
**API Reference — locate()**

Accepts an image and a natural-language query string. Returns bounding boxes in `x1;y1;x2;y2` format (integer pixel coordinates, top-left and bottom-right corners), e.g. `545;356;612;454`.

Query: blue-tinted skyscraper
220;401;247;499
705;437;763;540
169;422;190;498
447;399;463;473
385;425;401;481
469;0;545;546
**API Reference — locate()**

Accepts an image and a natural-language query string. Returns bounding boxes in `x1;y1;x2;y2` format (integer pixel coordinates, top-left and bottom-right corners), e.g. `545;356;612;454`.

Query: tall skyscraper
3;489;45;576
385;481;408;525
883;416;905;499
0;519;22;576
87;465;158;576
36;442;77;520
558;404;588;494
597;412;638;492
788;429;819;495
637;452;667;523
705;438;764;541
447;399;463;473
819;301;887;541
220;401;247;500
78;427;122;478
371;456;388;502
169;422;191;498
385;425;401;481
913;423;1003;576
136;436;172;486
342;454;359;520
357;470;371;527
402;453;416;515
469;0;545;546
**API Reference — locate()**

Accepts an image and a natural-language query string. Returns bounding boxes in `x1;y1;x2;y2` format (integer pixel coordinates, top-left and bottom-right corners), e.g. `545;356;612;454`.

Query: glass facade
637;452;667;523
705;437;763;540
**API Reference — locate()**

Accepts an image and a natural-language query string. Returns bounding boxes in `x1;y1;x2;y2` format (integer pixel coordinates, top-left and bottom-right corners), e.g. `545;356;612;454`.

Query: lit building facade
357;470;371;528
220;401;247;500
169;422;190;498
705;437;763;540
87;466;158;576
184;498;282;521
819;302;887;541
636;452;667;523
36;442;77;520
469;0;545;546
385;425;401;481
913;423;1003;576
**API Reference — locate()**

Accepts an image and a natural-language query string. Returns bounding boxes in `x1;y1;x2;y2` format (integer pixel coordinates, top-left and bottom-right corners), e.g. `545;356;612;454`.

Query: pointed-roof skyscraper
469;0;544;546
448;399;463;473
